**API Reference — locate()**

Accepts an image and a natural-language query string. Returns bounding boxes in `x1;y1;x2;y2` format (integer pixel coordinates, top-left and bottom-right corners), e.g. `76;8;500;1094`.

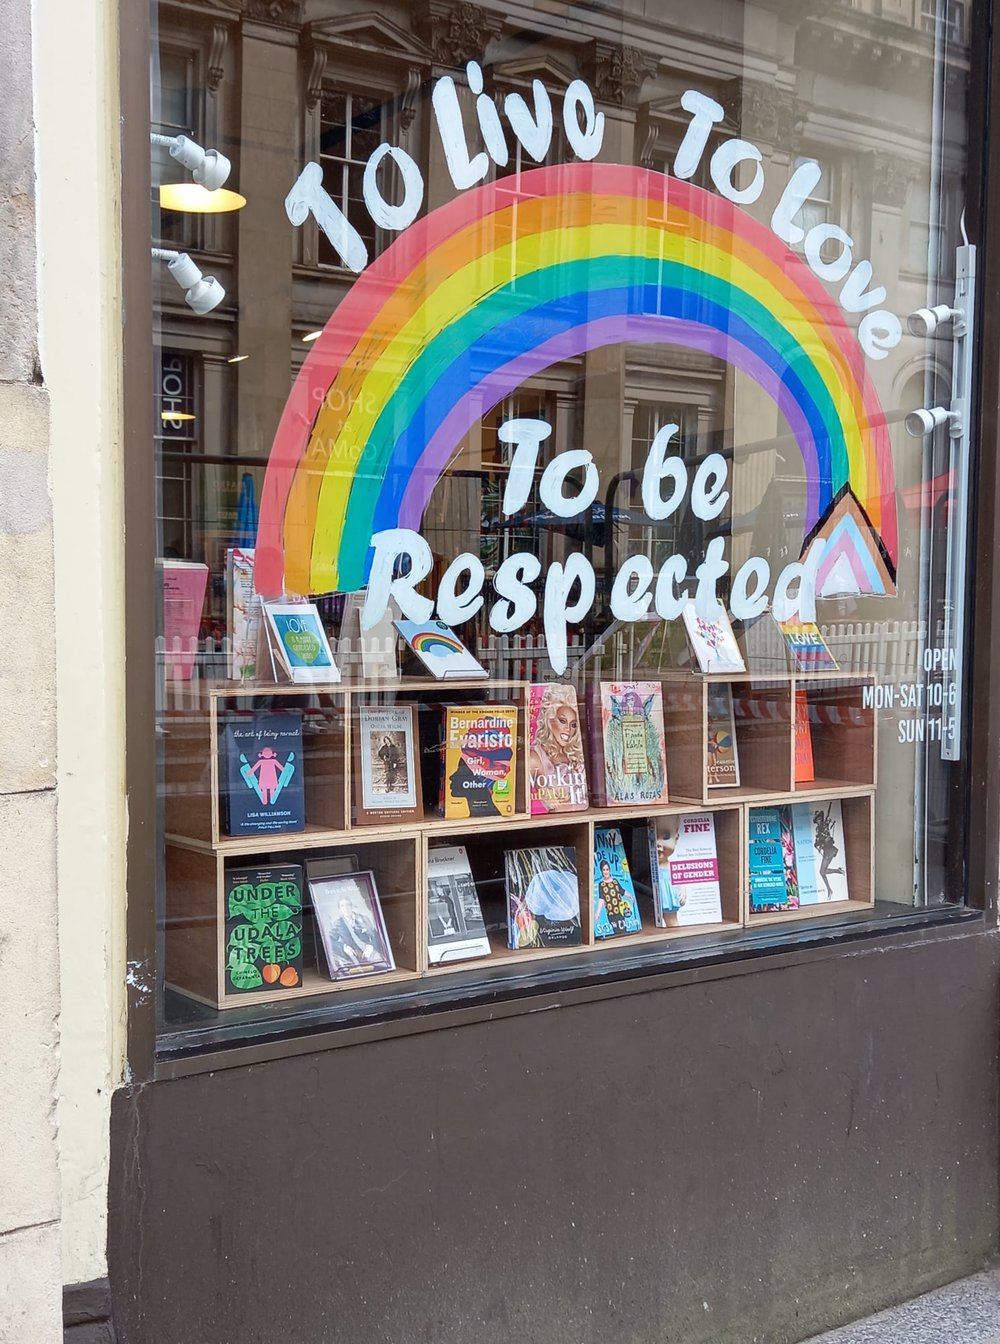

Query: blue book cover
593;827;642;938
222;711;306;837
748;806;788;911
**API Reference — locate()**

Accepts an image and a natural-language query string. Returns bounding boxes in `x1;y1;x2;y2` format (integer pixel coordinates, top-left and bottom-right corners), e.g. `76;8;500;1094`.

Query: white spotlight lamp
904;405;962;438
151;248;226;315
150;132;232;192
907;304;965;337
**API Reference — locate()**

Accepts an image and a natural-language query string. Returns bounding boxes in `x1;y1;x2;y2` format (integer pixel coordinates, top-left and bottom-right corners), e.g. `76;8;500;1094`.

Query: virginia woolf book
426;845;491;965
706;682;740;788
353;704;422;825
593;827;642;938
587;681;669;807
224;863;304;994
441;706;518;819
682;600;746;674
505;845;581;949
221;710;305;837
646;813;723;928
528;683;588;814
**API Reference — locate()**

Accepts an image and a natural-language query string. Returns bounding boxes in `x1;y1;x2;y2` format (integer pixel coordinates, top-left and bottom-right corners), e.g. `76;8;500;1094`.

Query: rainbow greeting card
394;620;487;680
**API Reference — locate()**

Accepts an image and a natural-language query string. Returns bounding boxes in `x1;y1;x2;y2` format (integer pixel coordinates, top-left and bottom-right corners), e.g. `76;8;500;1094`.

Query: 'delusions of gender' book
427;845;492;965
646;813;724;928
505;845;581;949
593;827;642;938
221;711;306;837
224;863;304;994
441;706;518;819
586;681;669;807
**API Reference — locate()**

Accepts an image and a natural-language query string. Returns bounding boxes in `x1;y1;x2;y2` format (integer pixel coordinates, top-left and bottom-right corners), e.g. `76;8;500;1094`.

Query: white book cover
650;813;723;927
358;705;417;812
426;845;492;965
264;601;340;684
682;600;746;674
792;801;850;904
394;619;487;679
227;547;260;682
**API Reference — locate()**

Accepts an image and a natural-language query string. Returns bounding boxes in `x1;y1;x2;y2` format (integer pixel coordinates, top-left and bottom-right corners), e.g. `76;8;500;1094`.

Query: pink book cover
159;560;208;680
588;681;669;807
528;683;589;815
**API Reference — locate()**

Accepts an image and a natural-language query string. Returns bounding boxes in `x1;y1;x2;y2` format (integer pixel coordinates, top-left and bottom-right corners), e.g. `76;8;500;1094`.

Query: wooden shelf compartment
744;791;875;926
792;676;877;792
165;832;421;1010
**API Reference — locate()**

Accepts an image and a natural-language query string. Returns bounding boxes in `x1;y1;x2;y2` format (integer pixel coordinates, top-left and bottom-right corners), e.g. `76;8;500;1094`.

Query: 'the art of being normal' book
220;711;306;837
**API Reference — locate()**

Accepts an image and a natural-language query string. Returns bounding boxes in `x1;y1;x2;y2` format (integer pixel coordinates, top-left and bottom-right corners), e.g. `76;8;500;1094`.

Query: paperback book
426;845;492;964
528;683;588;814
646;813;723;927
394;619;487;679
794;690;815;784
505;845;582;949
748;806;795;912
226;547;259;682
309;870;395;980
158;558;208;681
791;800;850;904
587;681;669;807
353;704;422;825
224;863;304;994
441;706;518;819
775;618;839;673
221;711;305;837
593;827;642;938
706;682;740;788
263;601;340;684
682;600;746;674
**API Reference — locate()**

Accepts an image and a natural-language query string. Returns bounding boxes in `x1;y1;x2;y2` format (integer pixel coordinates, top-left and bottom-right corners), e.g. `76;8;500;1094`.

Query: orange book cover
794;690;815;783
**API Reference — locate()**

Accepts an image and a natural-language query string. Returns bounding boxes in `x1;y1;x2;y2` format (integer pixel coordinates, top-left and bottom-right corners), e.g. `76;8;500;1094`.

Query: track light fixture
150;132;232;192
151;248;225;315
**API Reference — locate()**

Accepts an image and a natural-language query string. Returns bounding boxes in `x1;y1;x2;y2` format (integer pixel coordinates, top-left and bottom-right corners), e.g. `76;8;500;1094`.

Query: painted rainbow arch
255;163;897;600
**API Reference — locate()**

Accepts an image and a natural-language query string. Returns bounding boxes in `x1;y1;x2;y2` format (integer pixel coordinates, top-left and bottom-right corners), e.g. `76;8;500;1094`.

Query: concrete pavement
803;1266;1000;1343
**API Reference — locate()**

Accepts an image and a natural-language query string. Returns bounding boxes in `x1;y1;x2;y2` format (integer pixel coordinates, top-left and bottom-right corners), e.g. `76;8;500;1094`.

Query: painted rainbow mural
255;162;897;600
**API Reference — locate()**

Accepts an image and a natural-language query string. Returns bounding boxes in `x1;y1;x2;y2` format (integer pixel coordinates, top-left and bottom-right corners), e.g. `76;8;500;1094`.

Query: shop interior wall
110;927;999;1344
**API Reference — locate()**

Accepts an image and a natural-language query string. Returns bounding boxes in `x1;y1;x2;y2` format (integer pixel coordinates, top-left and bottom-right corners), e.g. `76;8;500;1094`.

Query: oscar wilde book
226;547;259;682
426;845;491;965
505;845;581;949
593;827;642;938
224;863;304;994
774;618;839;672
441;706;518;819
221;711;305;837
587;681;669;807
646;814;723;928
682;600;746;674
706;682;740;788
748;806;790;912
791;800;850;904
353;704;422;825
794;690;815;783
528;683;588;814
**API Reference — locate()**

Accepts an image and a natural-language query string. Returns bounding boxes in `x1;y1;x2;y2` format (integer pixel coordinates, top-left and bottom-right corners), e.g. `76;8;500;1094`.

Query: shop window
144;0;977;1058
920;0;966;42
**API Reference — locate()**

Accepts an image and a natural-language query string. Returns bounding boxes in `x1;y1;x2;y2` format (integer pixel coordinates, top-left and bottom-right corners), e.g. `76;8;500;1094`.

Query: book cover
308;870;396;980
441;706;518;819
588;681;669;807
224;863;304;994
158;558;208;681
647;813;723;927
505;845;581;949
221;711;306;837
593;827;642;938
794;690;815;783
706;682;740;788
792;800;850;904
394;619;487;679
682;600;746;674
226;547;259;682
426;844;492;965
775;618;839;672
528;683;588;814
748;806;789;912
264;601;340;684
354;704;422;825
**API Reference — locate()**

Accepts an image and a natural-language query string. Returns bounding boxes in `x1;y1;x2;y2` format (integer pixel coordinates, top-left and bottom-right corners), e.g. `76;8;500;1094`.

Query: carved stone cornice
242;0;302;27
723;77;804;148
207;22;228;92
586;41;658;108
871;152;918;209
413;1;503;70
